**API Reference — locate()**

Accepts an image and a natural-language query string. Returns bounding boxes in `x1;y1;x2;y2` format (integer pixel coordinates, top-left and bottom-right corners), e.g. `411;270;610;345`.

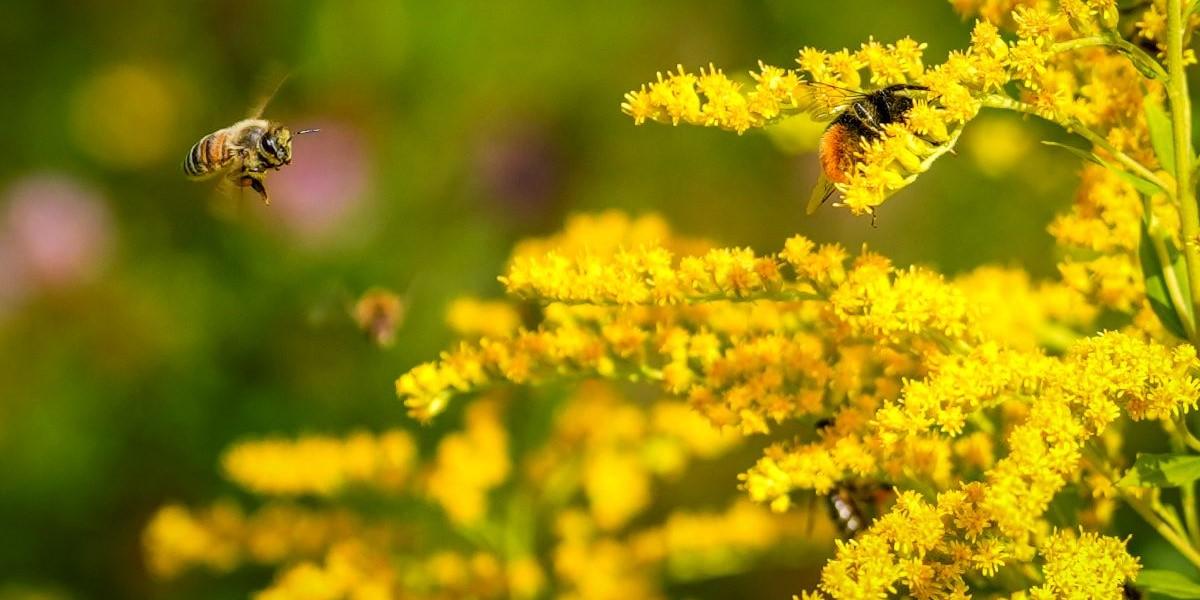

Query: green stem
981;95;1170;193
1168;0;1200;339
1168;421;1200;547
1051;36;1169;80
1125;492;1200;569
1179;415;1200;453
1148;212;1198;337
1185;482;1200;548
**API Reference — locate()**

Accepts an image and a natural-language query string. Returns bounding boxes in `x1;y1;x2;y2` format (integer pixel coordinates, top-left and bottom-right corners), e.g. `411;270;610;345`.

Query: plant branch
1051;36;1169;80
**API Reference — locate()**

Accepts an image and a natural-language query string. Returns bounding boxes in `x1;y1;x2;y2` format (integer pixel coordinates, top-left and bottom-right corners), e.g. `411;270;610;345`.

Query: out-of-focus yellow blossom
525;381;739;529
964;115;1035;177
632;499;804;581
222;429;416;496
255;541;396;600
506;556;545;599
507;210;711;265
584;449;650;530
954;267;1095;350
71;63;180;168
143;502;242;578
425;399;510;524
446;296;522;339
144;502;375;579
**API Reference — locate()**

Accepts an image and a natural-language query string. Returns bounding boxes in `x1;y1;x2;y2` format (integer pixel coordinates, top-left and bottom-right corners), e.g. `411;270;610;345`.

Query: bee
813;417;896;536
1123;582;1143;600
800;82;929;215
825;481;896;537
351;288;407;348
182;79;317;204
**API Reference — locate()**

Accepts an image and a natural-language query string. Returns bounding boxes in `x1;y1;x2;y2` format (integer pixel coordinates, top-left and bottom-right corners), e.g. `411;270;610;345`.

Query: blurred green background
0;1;1084;598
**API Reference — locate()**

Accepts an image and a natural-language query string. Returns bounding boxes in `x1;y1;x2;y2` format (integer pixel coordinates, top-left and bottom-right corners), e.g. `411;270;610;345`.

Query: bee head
259;126;293;167
879;84;926;122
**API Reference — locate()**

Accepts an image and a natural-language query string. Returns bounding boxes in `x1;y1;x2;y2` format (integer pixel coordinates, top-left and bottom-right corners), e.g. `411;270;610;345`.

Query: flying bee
799;82;929;215
182;78;318;204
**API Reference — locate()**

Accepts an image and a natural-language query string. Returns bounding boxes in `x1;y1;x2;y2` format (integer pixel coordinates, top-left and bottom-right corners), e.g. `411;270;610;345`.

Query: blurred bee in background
352;288;407;348
800;82;928;215
813;417;897;537
826;481;896;537
182;76;318;204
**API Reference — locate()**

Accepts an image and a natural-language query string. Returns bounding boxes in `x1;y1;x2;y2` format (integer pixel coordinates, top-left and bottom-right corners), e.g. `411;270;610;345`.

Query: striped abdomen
183;129;233;179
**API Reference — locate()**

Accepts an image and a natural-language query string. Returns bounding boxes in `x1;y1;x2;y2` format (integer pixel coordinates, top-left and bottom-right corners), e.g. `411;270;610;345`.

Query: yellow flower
222;429;416;497
446;296;522;339
425;399;511;524
1027;530;1139;599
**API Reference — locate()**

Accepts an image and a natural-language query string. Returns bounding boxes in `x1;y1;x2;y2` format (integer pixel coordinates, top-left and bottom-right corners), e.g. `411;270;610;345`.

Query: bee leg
240;175;270;205
854;104;884;135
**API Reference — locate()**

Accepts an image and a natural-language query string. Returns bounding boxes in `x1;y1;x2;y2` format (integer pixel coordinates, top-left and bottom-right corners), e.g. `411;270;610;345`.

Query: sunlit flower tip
894;37;930;76
827;50;864;88
779;235;816;267
1135;5;1166;42
796;47;832;81
1013;6;1065;42
621;86;656;125
906;102;951;142
969;20;1005;57
858;38;911;85
446;297;522;339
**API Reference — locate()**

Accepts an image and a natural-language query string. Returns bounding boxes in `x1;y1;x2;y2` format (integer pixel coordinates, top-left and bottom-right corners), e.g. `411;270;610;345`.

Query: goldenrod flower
1026;530;1139;599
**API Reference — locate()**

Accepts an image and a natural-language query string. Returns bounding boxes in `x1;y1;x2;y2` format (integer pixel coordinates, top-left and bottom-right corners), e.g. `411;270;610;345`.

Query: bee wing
247;68;291;119
209;172;249;220
796;81;867;122
806;171;837;215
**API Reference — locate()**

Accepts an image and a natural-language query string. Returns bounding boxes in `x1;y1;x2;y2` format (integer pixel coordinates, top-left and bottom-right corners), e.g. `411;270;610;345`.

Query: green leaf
1136;569;1200;599
1139;222;1193;340
1118;453;1200;488
1145;98;1176;170
1041;141;1164;196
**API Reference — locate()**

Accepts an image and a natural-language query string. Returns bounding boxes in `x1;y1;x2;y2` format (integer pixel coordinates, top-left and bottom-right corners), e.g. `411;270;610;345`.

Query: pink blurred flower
267;121;370;241
2;174;113;290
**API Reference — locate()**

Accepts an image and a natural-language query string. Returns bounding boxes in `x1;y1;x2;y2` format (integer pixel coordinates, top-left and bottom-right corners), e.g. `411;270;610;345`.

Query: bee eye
262;136;278;156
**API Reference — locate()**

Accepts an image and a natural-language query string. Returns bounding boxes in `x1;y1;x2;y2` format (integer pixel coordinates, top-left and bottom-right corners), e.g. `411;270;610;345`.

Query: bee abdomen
183;131;229;178
819;123;855;184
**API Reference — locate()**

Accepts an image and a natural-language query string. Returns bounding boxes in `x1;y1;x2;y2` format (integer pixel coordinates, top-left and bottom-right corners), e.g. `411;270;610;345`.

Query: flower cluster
145;374;806;599
623;0;1174;217
147;0;1200;597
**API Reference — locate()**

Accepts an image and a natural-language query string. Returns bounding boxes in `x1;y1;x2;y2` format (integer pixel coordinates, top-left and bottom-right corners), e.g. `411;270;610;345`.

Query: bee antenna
296;128;321;135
